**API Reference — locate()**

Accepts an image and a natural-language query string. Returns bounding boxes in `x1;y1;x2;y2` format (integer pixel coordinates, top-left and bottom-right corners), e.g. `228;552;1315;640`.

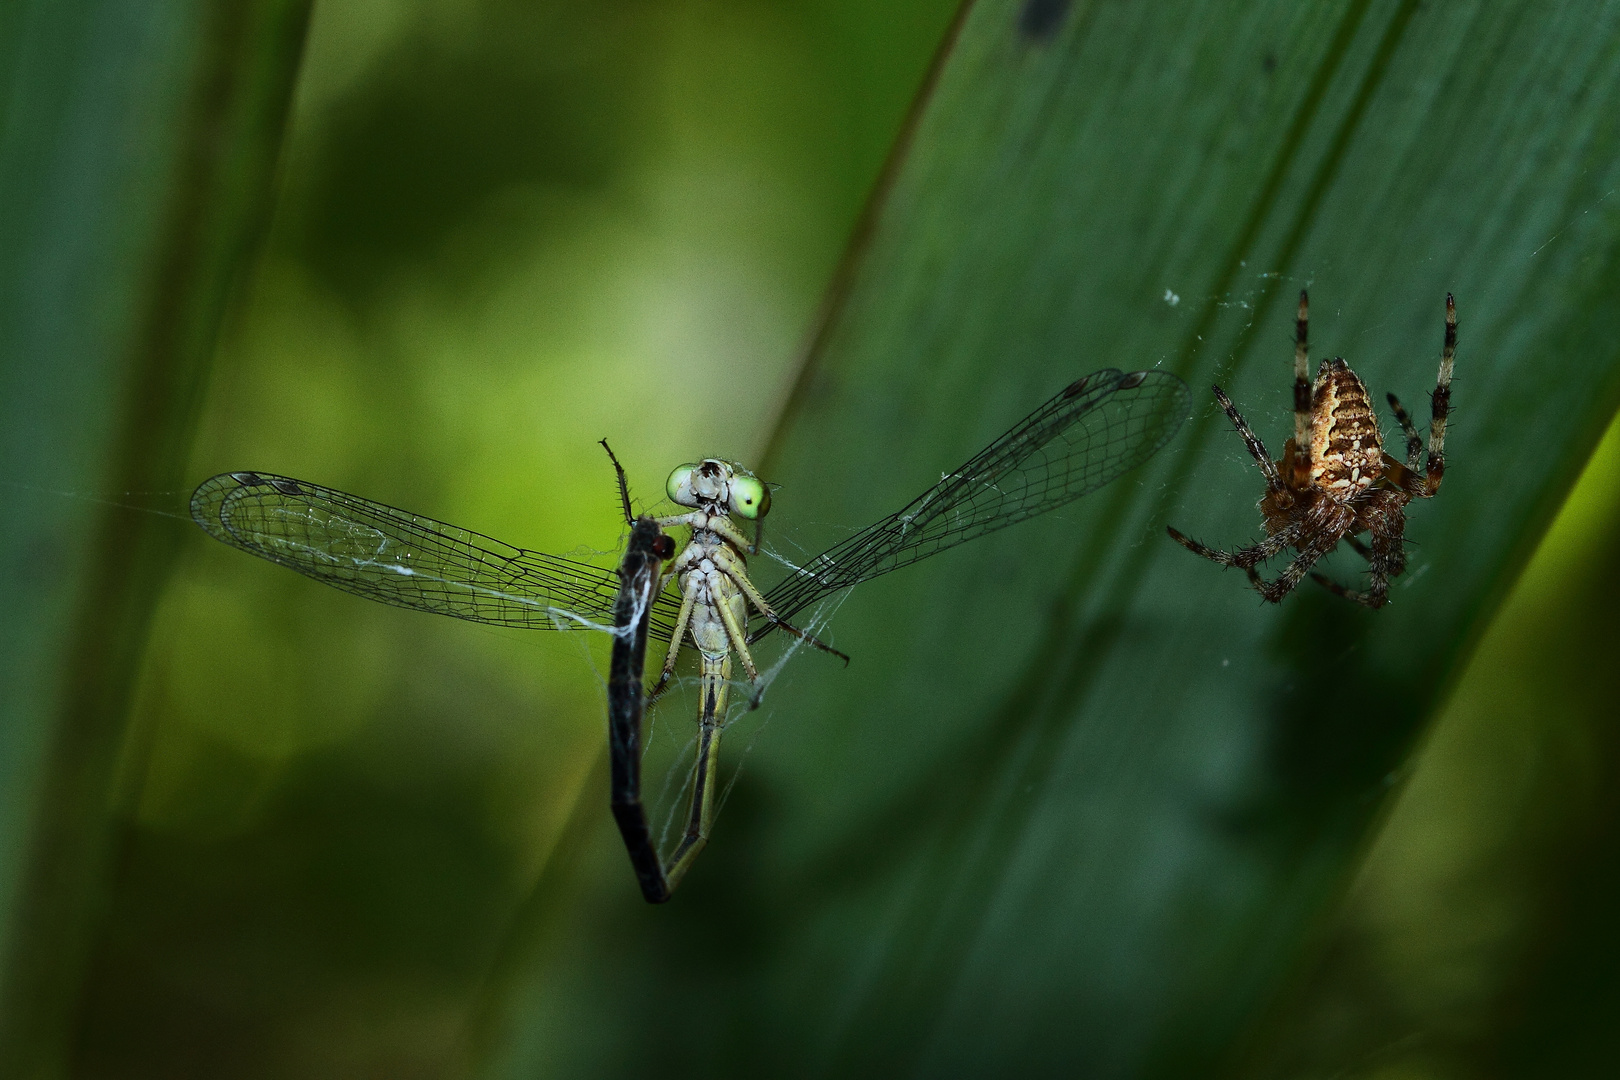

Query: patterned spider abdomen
1308;358;1384;500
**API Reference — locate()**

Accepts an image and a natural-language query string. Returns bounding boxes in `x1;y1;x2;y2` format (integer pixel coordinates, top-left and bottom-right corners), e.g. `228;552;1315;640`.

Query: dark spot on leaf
1263;51;1278;73
1018;0;1070;41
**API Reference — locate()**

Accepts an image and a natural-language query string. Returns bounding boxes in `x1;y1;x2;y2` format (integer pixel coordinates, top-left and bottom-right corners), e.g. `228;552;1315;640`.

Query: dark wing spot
1118;371;1147;389
1062;375;1090;398
270;478;305;496
230;471;263;486
1018;0;1071;40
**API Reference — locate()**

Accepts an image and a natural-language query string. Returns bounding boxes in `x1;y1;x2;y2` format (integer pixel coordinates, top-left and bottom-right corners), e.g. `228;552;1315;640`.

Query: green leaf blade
719;1;1620;1074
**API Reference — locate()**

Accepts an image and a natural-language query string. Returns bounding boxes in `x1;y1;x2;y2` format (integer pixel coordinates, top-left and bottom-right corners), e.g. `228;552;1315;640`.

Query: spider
1167;290;1455;608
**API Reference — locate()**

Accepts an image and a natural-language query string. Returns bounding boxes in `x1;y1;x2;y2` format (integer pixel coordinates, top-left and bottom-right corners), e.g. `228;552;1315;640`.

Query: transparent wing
191;471;684;641
758;368;1189;630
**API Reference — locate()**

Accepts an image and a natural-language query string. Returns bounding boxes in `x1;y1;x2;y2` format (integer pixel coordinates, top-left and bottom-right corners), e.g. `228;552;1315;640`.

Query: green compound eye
728;475;770;520
666;464;698;507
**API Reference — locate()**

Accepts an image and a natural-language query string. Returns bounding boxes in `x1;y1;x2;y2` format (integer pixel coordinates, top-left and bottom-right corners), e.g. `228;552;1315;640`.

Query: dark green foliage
0;2;311;1075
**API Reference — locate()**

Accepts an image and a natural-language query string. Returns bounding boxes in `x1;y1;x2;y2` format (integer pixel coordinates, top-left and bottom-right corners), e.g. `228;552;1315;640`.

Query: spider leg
1249;505;1355;603
1422;294;1455;497
1377;452;1424;496
1306;533;1374;599
1167;526;1243;567
1292;290;1313;488
1366;493;1408;582
1308;540;1394;608
1309;498;1406;607
1166;520;1304;570
1308;571;1366;603
1385;392;1423;470
1211;385;1285;493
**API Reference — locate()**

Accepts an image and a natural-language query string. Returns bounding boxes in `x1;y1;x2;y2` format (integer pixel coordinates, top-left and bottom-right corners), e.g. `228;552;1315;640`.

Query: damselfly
191;367;1189;900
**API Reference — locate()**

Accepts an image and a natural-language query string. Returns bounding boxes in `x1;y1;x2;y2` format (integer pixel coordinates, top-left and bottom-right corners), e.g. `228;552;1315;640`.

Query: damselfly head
665;459;769;518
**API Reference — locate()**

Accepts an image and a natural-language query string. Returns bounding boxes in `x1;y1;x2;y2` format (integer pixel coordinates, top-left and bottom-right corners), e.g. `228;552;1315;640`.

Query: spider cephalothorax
1167;291;1454;608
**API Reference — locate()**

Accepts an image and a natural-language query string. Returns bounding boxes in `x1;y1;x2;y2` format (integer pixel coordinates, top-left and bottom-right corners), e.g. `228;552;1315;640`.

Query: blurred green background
4;0;1620;1077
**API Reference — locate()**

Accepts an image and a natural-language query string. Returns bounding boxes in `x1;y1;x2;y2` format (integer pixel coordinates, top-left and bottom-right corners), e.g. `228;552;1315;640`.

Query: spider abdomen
1308;359;1383;499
